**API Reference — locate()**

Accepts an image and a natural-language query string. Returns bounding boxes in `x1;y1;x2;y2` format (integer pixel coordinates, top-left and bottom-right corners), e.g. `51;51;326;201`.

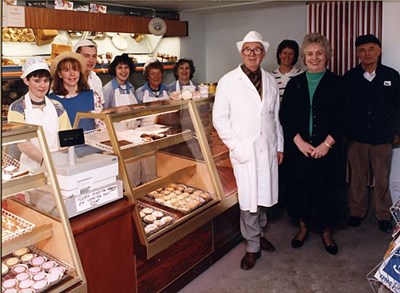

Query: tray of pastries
144;183;213;214
137;202;176;236
2;245;74;292
2;27;35;43
2;210;35;242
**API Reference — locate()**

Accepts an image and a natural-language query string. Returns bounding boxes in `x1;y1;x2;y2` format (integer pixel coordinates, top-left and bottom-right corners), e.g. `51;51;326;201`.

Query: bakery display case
74;98;236;258
2;122;86;292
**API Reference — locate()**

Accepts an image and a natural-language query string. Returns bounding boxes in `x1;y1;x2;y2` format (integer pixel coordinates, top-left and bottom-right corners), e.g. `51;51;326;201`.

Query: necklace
150;87;161;97
30;99;46;106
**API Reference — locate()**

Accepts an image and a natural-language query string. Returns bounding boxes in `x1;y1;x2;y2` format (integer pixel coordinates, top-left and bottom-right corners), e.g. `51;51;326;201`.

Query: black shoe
348;216;362;227
322;238;338;255
291;232;309;249
260;237;276;252
240;250;261;270
378;220;393;233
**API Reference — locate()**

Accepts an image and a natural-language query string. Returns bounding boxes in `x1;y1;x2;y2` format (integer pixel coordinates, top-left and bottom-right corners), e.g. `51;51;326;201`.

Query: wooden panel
24;7;188;36
136;223;212;293
213;204;241;249
70;199;136;293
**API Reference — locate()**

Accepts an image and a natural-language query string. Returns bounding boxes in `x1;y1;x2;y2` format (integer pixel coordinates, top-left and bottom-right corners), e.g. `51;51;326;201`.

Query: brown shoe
240;250;261;270
260;237;276;252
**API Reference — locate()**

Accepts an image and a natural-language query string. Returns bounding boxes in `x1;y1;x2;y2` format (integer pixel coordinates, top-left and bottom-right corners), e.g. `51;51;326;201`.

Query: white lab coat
212;65;284;212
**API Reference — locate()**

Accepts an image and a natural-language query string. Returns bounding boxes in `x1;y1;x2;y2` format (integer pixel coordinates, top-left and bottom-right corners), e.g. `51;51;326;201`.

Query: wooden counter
70;198;136;293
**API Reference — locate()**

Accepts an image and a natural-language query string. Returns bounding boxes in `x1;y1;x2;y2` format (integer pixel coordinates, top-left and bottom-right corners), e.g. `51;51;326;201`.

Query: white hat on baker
21;56;50;78
236;31;270;54
73;39;97;53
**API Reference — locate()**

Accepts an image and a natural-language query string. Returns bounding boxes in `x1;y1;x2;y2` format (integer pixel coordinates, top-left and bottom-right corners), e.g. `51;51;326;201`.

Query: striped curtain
307;1;382;76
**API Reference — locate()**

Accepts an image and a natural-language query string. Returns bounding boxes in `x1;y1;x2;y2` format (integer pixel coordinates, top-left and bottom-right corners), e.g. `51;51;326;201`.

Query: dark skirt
284;144;347;228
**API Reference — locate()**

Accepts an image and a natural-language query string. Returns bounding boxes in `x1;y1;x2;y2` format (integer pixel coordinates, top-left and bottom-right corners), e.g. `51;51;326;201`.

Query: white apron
21;94;59;171
114;88;137;107
141;89;169;127
175;80;195;92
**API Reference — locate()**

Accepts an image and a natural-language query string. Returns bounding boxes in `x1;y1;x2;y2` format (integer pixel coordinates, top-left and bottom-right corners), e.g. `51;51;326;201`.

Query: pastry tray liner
2;209;36;242
2;245;75;291
137;201;177;236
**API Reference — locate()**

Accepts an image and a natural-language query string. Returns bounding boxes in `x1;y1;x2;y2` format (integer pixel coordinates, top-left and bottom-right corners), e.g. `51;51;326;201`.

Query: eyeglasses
242;47;264;56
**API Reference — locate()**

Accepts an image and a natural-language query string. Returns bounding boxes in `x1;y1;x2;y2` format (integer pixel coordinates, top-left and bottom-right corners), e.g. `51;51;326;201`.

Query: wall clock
148;17;167;36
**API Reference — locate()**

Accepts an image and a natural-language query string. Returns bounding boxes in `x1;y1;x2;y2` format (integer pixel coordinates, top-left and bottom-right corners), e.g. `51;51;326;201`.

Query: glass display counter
1;122;86;292
74;98;237;258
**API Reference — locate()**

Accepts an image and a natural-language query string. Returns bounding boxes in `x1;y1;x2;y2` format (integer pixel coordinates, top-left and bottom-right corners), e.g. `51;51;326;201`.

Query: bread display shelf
2;245;75;292
84;126;193;158
2;210;35;243
2;152;32;182
2;223;53;257
2;173;47;199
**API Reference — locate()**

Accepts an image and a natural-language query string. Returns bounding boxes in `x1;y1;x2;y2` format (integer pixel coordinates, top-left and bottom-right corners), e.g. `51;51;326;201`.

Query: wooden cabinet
70;199;136;293
23;7;188;37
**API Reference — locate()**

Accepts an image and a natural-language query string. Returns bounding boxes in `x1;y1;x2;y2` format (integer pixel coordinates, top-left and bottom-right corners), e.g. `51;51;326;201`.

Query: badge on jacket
384;81;392;86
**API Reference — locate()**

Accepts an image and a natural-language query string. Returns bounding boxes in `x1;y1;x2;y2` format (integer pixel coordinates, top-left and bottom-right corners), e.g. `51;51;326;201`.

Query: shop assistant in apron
49;91;95;131
22;94;59;170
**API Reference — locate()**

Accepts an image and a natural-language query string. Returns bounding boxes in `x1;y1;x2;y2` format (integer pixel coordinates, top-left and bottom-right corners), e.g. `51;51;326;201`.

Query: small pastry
165;187;175;192
2;32;11;41
144;224;158;234
31;256;46;266
41;261;55;271
139;211;145;218
4;257;19;267
33;272;46;281
153;220;165;228
20;253;34;263
10;33;18;42
185;188;194;194
162;190;171;195
49;266;65;275
173;190;182;195
2;278;17;289
2;263;9;275
32;280;48;291
168;183;177;188
151;211;163;219
141;208;153;215
13;247;29;257
18;279;35;290
143;214;156;224
11;264;28;274
161;216;174;224
16;272;30;282
28;266;41;275
46;272;61;284
155;198;165;204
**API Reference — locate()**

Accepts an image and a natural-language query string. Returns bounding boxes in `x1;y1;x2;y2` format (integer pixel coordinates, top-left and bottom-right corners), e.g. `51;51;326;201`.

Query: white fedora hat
236;31;270;53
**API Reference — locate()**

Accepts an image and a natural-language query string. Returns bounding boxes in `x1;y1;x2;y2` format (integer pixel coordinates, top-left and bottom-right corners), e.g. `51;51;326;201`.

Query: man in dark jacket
344;34;400;232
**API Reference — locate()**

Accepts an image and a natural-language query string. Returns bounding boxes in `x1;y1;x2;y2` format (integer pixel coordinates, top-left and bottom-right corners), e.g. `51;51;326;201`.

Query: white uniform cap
236;31;270;54
73;39;97;53
21;56;50;78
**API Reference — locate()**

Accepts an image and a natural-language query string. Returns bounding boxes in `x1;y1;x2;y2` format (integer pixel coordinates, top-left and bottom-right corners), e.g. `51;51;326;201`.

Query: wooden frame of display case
2;122;87;293
74;99;238;258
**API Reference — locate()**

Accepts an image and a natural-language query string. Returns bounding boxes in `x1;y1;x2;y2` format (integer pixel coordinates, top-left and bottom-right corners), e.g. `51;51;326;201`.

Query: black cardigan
279;69;346;152
343;63;400;145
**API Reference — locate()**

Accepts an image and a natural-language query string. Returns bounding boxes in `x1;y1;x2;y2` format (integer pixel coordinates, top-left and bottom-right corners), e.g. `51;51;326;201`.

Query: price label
75;184;119;213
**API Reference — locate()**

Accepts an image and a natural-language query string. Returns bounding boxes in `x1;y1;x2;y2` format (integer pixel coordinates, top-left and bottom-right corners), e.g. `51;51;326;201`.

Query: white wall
183;3;307;83
179;13;206;84
382;2;400;72
204;3;306;82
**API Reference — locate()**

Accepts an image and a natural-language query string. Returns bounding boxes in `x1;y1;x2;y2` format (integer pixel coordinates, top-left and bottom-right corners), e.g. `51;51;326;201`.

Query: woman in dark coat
279;33;346;255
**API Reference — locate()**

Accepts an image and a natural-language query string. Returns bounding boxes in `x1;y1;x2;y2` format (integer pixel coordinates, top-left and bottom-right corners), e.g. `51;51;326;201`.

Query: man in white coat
213;31;284;270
